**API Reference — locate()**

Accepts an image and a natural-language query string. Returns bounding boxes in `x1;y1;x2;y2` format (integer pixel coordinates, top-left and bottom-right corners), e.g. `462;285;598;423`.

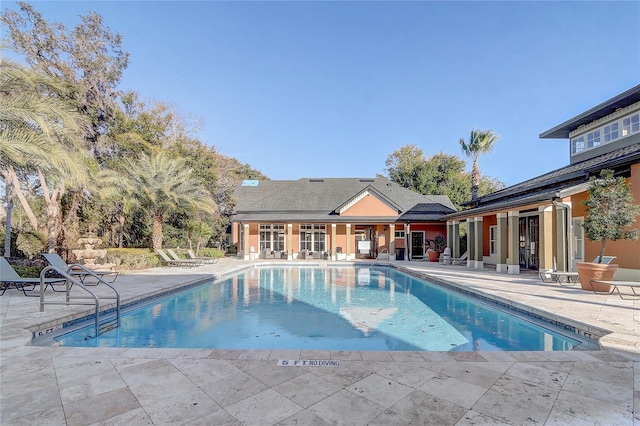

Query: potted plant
576;169;640;291
426;235;447;262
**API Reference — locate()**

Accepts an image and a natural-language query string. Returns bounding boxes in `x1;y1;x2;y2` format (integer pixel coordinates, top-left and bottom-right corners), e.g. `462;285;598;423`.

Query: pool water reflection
54;266;581;351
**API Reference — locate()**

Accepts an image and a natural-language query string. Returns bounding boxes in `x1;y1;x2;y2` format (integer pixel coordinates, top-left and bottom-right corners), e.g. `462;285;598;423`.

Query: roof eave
539;84;640;139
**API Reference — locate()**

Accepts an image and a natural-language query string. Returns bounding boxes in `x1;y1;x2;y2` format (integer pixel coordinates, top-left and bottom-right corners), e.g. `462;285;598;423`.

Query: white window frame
571;136;584;154
299;224;326;252
259;224;285;251
586;130;600;148
489;225;497;255
623;113;639;136
394;230;405;238
604;122;619;142
572;217;584;270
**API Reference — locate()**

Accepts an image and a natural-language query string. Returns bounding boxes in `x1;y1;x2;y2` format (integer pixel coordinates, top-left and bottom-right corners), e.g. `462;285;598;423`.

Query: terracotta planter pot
427;250;439;262
576;262;618;292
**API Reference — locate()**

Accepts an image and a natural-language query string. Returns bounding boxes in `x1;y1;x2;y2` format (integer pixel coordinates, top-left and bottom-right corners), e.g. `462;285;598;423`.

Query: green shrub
106;248;160;269
16;231;47;259
13;265;44;278
195;247;224;258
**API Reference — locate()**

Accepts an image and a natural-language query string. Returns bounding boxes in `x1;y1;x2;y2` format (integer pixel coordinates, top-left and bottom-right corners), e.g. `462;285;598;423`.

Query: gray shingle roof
233;177;456;223
446;143;640;220
540;84;640;139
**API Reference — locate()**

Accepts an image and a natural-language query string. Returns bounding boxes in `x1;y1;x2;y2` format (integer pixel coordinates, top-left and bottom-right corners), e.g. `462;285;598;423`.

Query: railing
39;265;120;338
376;248;392;263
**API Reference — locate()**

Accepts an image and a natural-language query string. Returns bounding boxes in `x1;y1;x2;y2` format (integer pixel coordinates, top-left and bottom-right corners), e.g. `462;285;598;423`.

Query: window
259;224;285;251
623;113;639;136
489;226;497;255
604;122;619;142
299;224;326;252
571;136;584;154
394;231;405;238
572;217;584;267
586;130;600;148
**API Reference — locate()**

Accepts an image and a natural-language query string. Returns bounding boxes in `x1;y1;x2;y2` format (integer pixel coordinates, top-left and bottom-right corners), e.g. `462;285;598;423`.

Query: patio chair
156;249;203;267
166;248;207;266
0;257;67;297
539;255;579;285
587;279;640;299
187;249;218;264
449;251;468;266
42;253;118;286
541;256;615;286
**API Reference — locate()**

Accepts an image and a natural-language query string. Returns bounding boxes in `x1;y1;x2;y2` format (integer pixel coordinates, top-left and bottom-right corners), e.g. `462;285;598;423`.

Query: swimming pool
49;266;585;351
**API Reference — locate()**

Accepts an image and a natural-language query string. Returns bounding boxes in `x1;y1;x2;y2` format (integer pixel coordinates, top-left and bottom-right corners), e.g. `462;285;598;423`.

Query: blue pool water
53;266;582;351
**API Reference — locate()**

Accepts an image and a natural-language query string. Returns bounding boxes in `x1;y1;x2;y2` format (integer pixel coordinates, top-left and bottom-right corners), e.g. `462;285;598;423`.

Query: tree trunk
152;215;163;249
118;213;125;248
39;170;61;253
3;173;15;257
471;161;480;201
7;169;40;232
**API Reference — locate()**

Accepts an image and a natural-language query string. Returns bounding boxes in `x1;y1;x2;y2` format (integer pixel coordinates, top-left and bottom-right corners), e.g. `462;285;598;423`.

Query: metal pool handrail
39;265;121;338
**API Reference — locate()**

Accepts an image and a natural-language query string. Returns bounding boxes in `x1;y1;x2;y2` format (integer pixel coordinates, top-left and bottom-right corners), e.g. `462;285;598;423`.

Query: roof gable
336;185;401;215
339;189;400;217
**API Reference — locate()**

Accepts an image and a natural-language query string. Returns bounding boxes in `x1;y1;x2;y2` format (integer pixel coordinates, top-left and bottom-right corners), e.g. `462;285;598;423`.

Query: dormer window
570;109;639;157
586;130;600;148
571;136;585;154
604;123;619;142
622;113;639;136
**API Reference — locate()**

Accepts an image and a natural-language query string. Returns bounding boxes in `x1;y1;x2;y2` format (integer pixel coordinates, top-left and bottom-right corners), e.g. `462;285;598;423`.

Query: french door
518;216;539;270
411;232;424;259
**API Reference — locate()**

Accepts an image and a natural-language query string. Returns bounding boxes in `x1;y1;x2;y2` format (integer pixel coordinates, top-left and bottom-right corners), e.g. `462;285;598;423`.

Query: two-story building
444;84;640;280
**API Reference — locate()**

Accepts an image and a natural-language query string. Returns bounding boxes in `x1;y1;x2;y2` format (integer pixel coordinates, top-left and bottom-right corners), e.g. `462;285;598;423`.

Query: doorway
518;216;539;270
411;231;424;260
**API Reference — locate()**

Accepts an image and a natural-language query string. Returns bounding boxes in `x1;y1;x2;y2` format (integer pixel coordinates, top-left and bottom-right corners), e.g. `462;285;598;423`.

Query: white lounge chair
156;249;203;267
540;256;616;286
0;257;67;296
588;279;640;299
187;249;218;264
449;251;468;265
42;253;118;285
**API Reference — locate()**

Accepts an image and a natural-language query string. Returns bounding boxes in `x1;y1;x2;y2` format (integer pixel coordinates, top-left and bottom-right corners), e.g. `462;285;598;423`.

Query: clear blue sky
3;1;639;186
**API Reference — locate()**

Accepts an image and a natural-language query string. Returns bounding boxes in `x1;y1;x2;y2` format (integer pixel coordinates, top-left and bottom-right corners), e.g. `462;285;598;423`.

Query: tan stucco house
230;178;456;261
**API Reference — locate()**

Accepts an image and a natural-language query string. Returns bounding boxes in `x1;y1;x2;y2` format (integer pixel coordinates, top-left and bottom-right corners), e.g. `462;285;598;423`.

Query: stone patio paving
1;257;638;425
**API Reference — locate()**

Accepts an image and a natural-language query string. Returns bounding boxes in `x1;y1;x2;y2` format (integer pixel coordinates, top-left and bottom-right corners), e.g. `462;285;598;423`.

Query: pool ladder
375;248;392;264
39;265;121;338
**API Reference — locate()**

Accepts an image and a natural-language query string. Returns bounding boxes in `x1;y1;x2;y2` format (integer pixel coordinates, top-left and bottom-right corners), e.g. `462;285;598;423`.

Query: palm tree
121;152;216;249
0;57;82;256
459;129;499;201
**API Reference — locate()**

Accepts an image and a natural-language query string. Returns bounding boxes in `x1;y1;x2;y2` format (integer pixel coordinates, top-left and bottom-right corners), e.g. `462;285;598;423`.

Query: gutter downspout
552;198;572;272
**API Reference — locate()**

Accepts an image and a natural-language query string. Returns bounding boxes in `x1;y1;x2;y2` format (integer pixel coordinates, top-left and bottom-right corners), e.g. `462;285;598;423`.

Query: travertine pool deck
1;258;638;425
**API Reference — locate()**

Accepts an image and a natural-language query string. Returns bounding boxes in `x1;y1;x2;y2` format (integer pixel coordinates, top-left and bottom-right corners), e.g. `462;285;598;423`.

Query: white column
507;211;520;275
243;223;250;261
474;216;484;269
287;223;293;260
405;223;411;260
346;224;352;261
389;223;396;261
539;205;554;273
496;213;508;273
331;223;337;261
466;218;474;267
